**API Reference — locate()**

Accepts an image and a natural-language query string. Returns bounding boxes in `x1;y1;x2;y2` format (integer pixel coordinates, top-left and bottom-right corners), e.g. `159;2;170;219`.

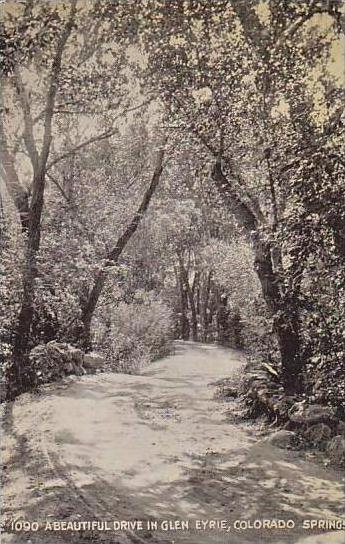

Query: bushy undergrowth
95;294;173;373
28;342;85;385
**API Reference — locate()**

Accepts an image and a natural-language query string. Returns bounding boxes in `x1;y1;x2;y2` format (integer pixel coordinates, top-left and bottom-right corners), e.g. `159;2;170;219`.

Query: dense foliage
0;1;344;419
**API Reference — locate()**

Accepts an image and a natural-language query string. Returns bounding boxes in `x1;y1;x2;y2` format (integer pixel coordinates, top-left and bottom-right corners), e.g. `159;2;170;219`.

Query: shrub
95;293;173;372
28;342;85;385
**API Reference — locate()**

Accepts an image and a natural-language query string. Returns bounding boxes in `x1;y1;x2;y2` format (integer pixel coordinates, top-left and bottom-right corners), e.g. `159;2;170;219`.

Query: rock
266;430;296;448
274;395;296;413
336;420;345;436
83;352;105;370
67;346;84;365
72;363;86;376
63;361;74;373
0;380;6;402
223;386;238;398
46;341;68;357
46;343;85;374
289;403;336;425
326;435;345;466
246;374;266;387
304;423;332;446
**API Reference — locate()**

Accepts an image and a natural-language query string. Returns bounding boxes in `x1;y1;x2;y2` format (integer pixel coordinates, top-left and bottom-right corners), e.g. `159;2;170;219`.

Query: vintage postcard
1;1;344;543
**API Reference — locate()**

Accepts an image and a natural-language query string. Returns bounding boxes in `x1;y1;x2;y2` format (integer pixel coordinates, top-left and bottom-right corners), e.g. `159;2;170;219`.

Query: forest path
2;341;344;544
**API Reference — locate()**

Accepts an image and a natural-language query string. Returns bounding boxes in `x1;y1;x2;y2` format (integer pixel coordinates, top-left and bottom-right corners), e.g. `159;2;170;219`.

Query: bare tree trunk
178;265;190;340
201;271;212;342
178;254;198;341
0;96;30;231
213;159;303;392
79;270;107;350
188;287;198;342
216;292;230;345
329;216;345;261
79;143;166;349
194;272;201;315
10;169;49;393
253;237;302;392
7;3;77;398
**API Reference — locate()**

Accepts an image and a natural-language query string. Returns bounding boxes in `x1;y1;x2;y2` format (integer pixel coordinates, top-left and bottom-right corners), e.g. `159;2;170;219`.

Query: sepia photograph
0;1;344;543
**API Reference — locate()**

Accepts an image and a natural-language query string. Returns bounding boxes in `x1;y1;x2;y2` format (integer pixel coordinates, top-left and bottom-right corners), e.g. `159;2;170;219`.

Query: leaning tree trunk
10;170;46;396
253;237;302;392
79;143;166;350
212;158;303;393
0;103;30;231
6;3;77;399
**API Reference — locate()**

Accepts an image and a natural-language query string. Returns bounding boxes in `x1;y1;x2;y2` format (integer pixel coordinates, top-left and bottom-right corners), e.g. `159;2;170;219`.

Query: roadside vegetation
0;1;344;464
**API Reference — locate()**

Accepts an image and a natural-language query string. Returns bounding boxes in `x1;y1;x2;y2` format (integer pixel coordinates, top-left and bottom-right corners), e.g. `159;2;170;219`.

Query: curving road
2;341;344;544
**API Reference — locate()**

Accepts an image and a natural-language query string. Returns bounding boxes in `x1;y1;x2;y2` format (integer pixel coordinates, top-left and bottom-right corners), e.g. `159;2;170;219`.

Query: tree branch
47;127;118;171
274;0;342;50
0;87;30;230
211;158;258;233
181;119;265;225
13;67;40;173
53;108;115;115
39;0;77;172
78;138;168;347
46;172;70;202
46;172;95;237
106;138;167;263
46;98;153;171
266;155;278;229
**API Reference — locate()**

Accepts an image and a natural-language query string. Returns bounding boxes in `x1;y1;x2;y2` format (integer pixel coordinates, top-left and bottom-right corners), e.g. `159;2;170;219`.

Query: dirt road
1;341;344;544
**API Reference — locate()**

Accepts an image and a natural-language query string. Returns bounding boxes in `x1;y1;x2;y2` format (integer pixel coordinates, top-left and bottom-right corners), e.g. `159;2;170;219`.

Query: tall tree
135;0;344;391
78;140;166;349
0;1;158;395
